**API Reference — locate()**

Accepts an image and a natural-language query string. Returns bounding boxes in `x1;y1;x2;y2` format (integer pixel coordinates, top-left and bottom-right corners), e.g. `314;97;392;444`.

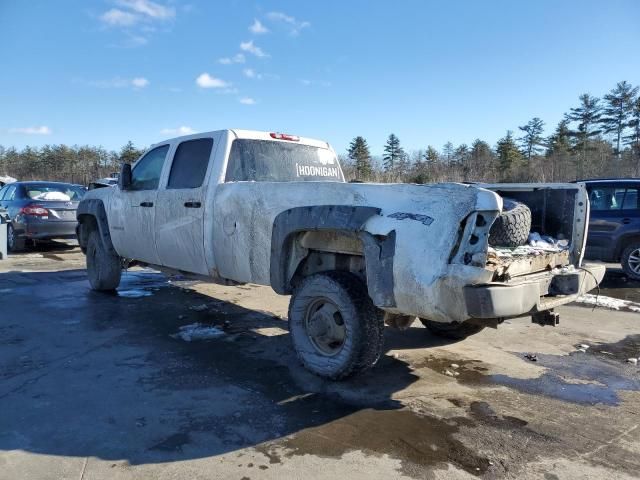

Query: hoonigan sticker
295;163;341;178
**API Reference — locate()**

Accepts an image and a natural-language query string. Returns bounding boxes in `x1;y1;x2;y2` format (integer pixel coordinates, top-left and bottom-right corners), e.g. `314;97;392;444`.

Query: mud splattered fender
76;198;117;256
270;205;381;294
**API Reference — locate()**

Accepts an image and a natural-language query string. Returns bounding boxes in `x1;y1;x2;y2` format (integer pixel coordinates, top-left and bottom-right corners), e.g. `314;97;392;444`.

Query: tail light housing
270;132;300;141
20;205;49;217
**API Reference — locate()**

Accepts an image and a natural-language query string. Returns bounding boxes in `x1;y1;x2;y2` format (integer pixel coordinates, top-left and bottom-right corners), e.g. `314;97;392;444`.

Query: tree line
343;80;640;183
1;80;639;186
0;141;144;185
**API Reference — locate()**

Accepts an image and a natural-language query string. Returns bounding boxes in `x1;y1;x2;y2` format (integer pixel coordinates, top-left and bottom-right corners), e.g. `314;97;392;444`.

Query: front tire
621;242;640;281
86;230;122;291
288;272;384;380
420;318;485;339
7;224;26;252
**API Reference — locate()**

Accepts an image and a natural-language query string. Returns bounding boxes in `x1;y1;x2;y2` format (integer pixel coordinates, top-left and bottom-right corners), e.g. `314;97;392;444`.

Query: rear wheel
7;224;26;252
621;242;640;281
86;229;121;291
288;271;384;380
420;318;485;339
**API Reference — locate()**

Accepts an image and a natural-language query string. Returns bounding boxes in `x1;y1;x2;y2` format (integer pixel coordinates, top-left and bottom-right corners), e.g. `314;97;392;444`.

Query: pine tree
347;136;372;180
119;140;144;164
469;139;493;177
546;119;573;181
624;97;640;173
565;93;602;177
518;117;545;162
382;134;404;172
496;131;523;181
425;146;439;166
442;142;454;163
601;81;639;156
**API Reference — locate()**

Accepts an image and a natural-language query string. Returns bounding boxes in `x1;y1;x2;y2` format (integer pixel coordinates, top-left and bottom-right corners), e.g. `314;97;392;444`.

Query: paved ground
1;244;639;479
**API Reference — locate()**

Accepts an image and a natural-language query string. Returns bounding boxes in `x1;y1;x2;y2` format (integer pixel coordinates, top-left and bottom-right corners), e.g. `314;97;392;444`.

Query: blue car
582;179;640;279
0;181;86;252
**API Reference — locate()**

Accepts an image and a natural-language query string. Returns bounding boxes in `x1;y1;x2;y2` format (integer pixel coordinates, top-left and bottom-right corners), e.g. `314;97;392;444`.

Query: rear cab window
167;138;214;189
225;139;343;182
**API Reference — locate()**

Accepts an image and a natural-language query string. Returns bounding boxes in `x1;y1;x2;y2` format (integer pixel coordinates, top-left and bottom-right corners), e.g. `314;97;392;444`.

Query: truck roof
152;129;332;151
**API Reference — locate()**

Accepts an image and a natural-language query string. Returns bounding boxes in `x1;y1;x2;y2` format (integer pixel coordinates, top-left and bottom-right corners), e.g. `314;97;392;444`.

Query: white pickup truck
77;129;604;379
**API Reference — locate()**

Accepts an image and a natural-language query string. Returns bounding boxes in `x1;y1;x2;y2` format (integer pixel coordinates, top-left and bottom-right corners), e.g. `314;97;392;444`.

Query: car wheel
420;318;485;339
288;271;384;380
621;242;640;281
7;224;26;252
86;229;122;291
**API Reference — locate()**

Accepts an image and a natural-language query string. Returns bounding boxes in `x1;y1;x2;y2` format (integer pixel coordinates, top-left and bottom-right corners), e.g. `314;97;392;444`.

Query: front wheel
621;242;640;281
86;230;122;291
420;318;485;339
288;272;384;380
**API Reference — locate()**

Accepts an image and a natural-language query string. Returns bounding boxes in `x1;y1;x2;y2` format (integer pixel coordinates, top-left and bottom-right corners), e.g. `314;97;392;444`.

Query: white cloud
242;68;263;80
218;53;245;65
196;73;231;88
239;97;256;105
116;0;175;20
87;77;149;89
99;0;175;45
249;19;269;34
267;11;310;36
160;126;196;135
240;40;268;58
101;8;138;26
131;77;149;88
9;126;52;135
300;79;332;87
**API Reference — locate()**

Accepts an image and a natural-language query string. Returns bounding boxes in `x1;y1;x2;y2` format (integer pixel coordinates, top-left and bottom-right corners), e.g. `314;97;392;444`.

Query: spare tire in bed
488;198;531;247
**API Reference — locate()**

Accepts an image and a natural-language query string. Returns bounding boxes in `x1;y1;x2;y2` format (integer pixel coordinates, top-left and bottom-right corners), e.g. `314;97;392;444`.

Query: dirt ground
1;243;639;479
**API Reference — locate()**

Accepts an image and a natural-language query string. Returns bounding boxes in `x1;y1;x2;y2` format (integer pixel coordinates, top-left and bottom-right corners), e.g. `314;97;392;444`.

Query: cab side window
167;138;213;189
131;145;170;191
589;186;639;211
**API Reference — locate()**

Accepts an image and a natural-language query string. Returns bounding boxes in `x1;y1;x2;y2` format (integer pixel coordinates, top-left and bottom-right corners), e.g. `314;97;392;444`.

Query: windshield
24;183;86;201
225;139;343;182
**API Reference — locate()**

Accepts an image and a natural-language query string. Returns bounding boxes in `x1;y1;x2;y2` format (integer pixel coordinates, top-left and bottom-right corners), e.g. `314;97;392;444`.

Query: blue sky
1;0;639;156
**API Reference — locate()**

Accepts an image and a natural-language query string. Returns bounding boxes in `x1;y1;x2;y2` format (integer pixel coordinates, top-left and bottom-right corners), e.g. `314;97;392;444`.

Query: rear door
585;183;640;261
109;144;171;264
155;137;215;274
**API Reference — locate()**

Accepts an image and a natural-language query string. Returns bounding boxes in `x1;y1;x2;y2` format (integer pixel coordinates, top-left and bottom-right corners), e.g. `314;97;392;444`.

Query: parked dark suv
582;179;640;279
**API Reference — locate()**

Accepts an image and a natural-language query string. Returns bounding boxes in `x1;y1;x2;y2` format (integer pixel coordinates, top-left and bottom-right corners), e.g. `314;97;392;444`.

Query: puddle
490;342;640;406
261;408;490;476
117;289;154;298
171;323;226;342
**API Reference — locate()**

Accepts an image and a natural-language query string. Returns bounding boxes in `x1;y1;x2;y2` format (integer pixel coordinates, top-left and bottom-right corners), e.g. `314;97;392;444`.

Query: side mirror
119;163;132;190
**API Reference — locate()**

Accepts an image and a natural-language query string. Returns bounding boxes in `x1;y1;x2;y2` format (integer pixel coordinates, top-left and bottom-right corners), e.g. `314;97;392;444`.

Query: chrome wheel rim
628;248;640;274
304;298;346;356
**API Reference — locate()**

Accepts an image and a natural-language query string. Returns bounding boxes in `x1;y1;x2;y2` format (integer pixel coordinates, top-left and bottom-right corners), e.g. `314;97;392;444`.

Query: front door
109;144;170;264
155;137;215;275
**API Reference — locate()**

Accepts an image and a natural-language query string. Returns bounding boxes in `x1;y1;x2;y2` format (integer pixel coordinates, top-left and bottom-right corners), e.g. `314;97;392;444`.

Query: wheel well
77;214;98;252
616;235;640;261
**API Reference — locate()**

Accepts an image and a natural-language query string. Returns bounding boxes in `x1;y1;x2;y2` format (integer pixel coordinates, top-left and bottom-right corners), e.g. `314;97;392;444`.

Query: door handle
139;201;154;207
184;201;201;208
623;218;632;224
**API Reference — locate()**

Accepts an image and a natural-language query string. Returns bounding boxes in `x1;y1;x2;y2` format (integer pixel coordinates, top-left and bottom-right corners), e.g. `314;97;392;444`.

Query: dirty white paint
81;129;599;325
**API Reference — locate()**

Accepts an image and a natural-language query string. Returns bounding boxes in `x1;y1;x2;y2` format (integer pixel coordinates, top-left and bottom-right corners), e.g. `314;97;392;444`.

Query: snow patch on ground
575;294;640;313
172;323;225;342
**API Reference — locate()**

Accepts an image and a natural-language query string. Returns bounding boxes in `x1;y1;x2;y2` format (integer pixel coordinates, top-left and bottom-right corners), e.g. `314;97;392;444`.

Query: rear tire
86;230;121;291
288;271;384;380
420;318;485;339
621;242;640;281
7;224;26;252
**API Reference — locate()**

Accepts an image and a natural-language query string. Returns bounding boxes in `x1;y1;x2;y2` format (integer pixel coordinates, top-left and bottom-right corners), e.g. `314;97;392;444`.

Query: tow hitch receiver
532;309;560;326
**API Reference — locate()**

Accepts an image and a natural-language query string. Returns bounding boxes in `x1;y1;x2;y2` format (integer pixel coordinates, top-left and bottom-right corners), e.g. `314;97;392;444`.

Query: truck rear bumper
463;263;606;319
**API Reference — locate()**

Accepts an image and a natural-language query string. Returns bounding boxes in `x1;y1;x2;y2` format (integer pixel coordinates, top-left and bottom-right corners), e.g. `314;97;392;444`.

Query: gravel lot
1;244;639;479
